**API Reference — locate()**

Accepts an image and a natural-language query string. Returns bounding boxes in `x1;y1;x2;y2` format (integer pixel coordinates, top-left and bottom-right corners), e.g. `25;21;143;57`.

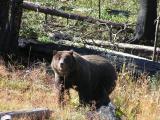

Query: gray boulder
86;102;120;120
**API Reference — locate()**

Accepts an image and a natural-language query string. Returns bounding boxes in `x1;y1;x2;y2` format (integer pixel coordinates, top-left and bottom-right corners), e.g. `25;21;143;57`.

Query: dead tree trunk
128;0;157;46
18;39;160;75
7;0;23;53
0;1;10;53
0;0;23;55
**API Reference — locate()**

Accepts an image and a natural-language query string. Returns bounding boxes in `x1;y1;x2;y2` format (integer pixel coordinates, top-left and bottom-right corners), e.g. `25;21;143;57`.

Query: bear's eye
58;56;61;60
55;55;61;60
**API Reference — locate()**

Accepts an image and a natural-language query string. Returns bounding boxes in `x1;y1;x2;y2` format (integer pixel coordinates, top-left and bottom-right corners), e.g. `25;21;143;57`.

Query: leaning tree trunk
0;0;23;55
128;0;157;46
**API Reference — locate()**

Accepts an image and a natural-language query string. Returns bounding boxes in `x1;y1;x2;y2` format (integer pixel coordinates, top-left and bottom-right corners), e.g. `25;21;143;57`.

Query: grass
0;58;160;120
20;0;160;44
0;61;88;119
20;0;139;42
112;72;160;120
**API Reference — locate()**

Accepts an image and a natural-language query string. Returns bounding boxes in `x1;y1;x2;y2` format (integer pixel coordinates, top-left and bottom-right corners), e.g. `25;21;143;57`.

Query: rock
1;115;12;120
86;102;120;120
97;103;119;120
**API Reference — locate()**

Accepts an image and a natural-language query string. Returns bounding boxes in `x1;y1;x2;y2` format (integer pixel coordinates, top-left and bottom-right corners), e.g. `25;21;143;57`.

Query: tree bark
129;0;157;46
0;0;23;55
0;0;10;53
6;0;23;53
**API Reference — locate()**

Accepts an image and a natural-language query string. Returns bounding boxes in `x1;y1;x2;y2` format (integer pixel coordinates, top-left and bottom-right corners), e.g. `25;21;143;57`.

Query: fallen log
73;38;160;54
22;1;133;33
0;108;51;120
48;33;160;55
18;39;160;75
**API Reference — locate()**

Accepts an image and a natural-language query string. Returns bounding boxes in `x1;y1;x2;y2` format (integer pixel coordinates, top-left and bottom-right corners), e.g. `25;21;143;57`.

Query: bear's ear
69;50;74;55
53;50;57;56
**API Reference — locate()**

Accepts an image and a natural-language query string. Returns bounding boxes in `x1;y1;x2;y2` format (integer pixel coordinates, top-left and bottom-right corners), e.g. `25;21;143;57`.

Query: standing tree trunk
0;0;10;53
128;0;157;46
0;0;23;55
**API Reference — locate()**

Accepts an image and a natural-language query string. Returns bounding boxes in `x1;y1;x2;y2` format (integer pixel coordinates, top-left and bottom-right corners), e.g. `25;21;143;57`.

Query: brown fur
51;50;117;108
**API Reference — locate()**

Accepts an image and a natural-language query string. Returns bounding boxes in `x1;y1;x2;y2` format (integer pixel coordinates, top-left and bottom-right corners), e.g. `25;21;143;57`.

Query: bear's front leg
78;85;92;107
57;83;64;106
54;73;65;107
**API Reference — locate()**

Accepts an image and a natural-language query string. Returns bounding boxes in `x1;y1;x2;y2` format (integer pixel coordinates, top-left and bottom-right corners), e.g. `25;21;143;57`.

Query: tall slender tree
128;0;157;46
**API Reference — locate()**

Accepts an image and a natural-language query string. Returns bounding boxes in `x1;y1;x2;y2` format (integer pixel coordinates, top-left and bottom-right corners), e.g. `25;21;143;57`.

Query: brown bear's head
51;50;76;76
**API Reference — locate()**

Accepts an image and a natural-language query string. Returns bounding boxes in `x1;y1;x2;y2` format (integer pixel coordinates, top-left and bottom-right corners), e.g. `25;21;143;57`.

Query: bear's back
82;54;117;81
82;55;107;64
73;53;117;82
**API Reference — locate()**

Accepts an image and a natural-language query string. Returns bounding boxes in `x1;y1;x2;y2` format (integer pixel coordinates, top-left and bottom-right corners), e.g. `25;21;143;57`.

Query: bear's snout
59;59;68;72
59;61;64;69
60;62;64;68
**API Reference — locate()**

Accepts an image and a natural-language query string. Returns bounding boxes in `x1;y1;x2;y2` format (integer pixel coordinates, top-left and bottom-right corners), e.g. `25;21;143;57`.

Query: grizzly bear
51;50;117;109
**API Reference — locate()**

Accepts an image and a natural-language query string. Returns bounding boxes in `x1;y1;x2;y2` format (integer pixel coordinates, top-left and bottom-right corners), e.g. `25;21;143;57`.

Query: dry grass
0;60;87;120
112;72;160;120
0;59;160;120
